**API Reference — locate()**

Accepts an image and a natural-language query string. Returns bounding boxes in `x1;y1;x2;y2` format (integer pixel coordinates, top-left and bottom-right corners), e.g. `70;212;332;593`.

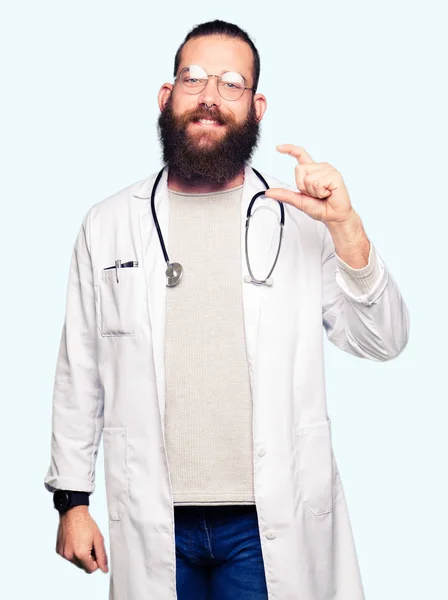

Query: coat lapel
135;164;278;429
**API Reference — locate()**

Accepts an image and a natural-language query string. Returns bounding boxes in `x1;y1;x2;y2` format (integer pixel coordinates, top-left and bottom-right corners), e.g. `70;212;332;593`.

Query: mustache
180;107;233;126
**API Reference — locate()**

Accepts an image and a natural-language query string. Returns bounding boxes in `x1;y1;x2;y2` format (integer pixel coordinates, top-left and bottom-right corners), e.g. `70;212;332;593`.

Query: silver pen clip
115;259;121;283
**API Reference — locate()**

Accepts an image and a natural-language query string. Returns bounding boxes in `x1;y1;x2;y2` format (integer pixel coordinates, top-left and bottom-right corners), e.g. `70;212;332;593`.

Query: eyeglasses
174;64;256;101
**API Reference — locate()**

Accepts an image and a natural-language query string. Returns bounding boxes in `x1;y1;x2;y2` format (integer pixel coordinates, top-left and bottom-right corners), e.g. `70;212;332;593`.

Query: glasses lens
178;65;208;94
219;71;246;100
177;65;247;100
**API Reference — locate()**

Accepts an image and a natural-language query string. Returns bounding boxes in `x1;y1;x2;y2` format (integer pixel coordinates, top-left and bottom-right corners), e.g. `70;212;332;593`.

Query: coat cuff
44;476;95;494
335;240;382;296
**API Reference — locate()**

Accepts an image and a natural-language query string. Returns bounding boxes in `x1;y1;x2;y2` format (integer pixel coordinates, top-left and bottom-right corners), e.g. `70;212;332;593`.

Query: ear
252;93;267;122
158;83;174;112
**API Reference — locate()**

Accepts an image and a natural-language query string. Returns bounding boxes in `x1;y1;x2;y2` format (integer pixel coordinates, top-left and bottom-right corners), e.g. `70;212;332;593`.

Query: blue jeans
174;504;269;600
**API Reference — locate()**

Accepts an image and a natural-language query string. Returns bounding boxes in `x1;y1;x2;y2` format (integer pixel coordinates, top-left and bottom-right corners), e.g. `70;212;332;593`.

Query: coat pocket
102;427;128;521
98;266;146;336
292;417;334;516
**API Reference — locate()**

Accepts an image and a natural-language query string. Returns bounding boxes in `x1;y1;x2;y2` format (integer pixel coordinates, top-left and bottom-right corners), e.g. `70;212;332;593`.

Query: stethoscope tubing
150;166;170;264
150;165;285;286
245;168;285;286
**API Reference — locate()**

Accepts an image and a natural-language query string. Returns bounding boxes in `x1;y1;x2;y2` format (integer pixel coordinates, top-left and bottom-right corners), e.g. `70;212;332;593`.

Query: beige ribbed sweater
162;182;381;506
164;184;256;506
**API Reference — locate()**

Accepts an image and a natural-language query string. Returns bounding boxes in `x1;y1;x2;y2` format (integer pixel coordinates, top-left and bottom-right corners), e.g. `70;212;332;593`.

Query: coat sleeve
321;224;410;361
44;209;104;494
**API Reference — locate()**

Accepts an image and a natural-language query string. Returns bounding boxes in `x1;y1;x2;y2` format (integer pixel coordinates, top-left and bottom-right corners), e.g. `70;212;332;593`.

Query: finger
92;534;109;573
293;163;331;195
276;144;315;164
313;182;332;198
293;163;321;193
73;549;99;574
304;167;334;198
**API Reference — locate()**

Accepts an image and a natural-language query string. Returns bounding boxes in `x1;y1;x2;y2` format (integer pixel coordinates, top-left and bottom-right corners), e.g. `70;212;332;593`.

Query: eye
220;71;245;90
222;82;244;91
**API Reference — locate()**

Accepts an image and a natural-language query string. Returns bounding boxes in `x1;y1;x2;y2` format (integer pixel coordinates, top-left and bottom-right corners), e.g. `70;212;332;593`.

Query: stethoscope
150;165;285;287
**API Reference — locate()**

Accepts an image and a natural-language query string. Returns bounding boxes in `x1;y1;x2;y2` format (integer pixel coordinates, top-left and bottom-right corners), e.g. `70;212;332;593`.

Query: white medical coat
44;164;410;599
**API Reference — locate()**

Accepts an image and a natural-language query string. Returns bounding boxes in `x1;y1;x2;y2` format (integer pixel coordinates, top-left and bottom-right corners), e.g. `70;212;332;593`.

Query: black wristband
53;489;90;513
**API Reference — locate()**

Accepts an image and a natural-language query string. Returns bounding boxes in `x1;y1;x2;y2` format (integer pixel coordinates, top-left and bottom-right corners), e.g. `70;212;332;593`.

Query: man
44;19;410;600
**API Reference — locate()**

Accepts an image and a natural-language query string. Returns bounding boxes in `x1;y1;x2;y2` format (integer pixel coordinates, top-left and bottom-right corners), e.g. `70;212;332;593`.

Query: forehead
179;35;253;84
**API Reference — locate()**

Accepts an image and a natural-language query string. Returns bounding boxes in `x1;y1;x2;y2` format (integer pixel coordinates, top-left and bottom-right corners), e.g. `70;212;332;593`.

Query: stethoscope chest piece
166;261;183;287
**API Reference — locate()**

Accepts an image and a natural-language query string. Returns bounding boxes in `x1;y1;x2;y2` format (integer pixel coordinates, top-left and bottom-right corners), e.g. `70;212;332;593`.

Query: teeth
198;119;217;125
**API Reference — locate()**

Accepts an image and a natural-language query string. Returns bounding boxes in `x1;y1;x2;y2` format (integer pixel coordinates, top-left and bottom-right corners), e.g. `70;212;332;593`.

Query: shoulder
251;168;295;192
79;172;160;230
90;176;152;215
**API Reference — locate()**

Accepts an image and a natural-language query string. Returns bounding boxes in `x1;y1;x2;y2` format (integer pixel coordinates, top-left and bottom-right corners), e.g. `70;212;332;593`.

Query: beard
157;95;260;185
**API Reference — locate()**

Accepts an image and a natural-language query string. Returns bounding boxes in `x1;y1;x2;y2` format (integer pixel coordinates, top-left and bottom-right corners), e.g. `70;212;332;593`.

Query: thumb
265;187;324;215
92;533;109;573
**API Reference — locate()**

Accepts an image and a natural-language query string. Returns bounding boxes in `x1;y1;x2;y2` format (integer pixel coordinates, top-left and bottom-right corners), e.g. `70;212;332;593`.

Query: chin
189;131;223;147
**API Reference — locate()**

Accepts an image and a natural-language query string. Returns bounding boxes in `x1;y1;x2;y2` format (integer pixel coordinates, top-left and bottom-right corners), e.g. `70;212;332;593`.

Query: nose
197;75;221;109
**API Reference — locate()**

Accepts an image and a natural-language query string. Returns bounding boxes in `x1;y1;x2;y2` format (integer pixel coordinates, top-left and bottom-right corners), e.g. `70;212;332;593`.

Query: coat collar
134;163;279;427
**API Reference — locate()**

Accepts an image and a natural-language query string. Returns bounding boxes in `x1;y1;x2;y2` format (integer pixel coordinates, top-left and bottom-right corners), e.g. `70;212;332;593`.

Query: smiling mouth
192;119;224;127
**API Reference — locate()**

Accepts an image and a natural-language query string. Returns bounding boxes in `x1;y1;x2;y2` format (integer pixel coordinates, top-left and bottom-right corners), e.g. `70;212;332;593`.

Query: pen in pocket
104;259;139;283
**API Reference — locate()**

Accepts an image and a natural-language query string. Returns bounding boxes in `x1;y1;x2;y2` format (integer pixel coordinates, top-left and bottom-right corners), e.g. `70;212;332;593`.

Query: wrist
326;210;363;239
60;505;90;517
326;211;371;269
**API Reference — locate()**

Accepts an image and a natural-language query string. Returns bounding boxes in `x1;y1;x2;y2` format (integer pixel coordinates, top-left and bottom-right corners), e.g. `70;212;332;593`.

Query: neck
167;167;245;194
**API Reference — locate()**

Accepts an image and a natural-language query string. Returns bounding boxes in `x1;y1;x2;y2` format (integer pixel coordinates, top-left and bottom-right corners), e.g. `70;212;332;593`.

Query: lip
192;119;224;127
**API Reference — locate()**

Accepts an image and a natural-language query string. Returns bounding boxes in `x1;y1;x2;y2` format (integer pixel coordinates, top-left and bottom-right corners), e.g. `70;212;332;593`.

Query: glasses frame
174;64;257;101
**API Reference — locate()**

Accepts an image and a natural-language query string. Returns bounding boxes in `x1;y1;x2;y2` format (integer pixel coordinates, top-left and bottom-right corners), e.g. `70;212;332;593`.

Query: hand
265;144;355;226
55;506;109;574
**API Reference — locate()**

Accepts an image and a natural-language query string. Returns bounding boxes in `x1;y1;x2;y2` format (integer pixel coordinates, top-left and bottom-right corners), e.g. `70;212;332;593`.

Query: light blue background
1;0;446;598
